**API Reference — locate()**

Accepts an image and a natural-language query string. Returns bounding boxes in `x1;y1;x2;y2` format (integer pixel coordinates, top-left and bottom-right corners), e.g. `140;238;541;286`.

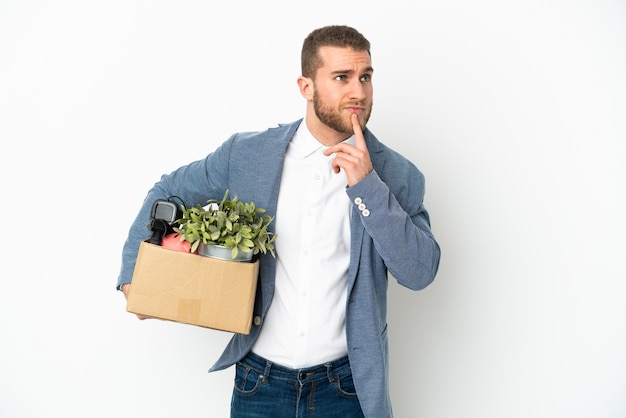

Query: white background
1;1;625;417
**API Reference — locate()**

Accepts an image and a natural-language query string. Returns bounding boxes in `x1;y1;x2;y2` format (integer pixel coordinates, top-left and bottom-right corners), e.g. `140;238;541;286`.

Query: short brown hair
301;25;371;78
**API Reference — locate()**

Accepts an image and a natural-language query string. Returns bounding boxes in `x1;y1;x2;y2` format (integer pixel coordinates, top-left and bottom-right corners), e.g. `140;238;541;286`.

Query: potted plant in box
173;190;277;262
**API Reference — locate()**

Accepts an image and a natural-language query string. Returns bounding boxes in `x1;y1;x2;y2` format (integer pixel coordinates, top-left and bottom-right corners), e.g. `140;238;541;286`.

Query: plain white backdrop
1;1;625;417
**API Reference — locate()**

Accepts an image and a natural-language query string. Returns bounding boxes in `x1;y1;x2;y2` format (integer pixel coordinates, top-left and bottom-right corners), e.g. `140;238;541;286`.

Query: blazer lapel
251;120;301;316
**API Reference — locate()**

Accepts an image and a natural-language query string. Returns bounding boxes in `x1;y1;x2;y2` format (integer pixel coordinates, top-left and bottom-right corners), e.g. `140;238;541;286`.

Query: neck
304;113;350;147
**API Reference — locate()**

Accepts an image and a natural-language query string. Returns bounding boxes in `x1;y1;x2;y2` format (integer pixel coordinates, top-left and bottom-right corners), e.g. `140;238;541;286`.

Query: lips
345;107;364;115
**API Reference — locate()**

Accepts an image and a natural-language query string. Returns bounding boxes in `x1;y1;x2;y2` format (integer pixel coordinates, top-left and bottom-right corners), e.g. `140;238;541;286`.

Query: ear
297;76;314;100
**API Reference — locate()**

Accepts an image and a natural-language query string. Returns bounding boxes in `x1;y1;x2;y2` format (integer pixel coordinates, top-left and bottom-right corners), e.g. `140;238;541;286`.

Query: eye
360;74;372;82
335;75;347;81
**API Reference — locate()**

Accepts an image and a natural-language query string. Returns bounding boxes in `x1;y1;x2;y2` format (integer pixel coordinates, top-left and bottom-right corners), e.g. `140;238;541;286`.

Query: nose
349;79;367;101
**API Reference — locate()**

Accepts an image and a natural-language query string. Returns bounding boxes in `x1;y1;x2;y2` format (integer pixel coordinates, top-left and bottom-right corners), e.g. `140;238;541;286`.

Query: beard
313;90;372;135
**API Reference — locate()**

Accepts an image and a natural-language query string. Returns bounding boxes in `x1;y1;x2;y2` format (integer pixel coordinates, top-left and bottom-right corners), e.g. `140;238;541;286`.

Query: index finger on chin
351;114;367;150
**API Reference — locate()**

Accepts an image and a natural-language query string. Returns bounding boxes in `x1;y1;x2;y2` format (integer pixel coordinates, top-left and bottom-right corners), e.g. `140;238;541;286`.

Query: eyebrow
330;66;374;76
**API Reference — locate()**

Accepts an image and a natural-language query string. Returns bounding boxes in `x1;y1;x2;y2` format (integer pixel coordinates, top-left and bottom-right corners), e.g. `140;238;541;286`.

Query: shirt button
358;203;366;211
354;197;362;205
254;316;262;326
362;209;370;217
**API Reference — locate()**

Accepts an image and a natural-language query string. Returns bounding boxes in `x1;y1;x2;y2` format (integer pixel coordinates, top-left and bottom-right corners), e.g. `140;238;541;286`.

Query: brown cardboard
126;241;259;334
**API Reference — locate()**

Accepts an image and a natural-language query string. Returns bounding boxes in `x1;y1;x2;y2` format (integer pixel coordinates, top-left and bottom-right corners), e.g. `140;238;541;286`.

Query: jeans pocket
233;363;263;396
333;369;358;398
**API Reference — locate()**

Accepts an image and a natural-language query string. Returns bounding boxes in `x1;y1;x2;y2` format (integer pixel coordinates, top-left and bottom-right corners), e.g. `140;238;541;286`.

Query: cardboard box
126;241;259;334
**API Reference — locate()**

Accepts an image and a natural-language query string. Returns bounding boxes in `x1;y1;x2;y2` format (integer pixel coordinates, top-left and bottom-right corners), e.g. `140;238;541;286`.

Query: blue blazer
118;119;440;418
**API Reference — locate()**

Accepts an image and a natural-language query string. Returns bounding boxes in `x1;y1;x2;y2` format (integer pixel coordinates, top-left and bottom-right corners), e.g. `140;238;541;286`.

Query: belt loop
262;360;272;384
325;361;335;383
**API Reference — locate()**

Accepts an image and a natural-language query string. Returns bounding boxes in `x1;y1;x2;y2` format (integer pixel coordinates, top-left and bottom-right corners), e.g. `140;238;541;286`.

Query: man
118;25;440;418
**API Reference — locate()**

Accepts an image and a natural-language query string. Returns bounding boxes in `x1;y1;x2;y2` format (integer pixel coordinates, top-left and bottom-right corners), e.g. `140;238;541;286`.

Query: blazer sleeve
345;161;440;291
116;136;235;289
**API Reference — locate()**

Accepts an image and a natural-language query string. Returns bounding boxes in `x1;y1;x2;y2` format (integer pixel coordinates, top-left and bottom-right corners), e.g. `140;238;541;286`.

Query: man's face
311;46;373;135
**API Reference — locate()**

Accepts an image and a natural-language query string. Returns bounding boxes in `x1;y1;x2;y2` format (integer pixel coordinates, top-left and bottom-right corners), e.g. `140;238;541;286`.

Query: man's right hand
121;284;151;320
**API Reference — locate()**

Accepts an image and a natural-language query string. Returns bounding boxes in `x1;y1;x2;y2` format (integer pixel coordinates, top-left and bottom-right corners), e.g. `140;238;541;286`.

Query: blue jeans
230;352;365;418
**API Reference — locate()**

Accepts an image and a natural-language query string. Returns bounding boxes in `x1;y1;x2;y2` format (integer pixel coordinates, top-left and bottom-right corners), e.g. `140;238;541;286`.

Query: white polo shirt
251;122;354;369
